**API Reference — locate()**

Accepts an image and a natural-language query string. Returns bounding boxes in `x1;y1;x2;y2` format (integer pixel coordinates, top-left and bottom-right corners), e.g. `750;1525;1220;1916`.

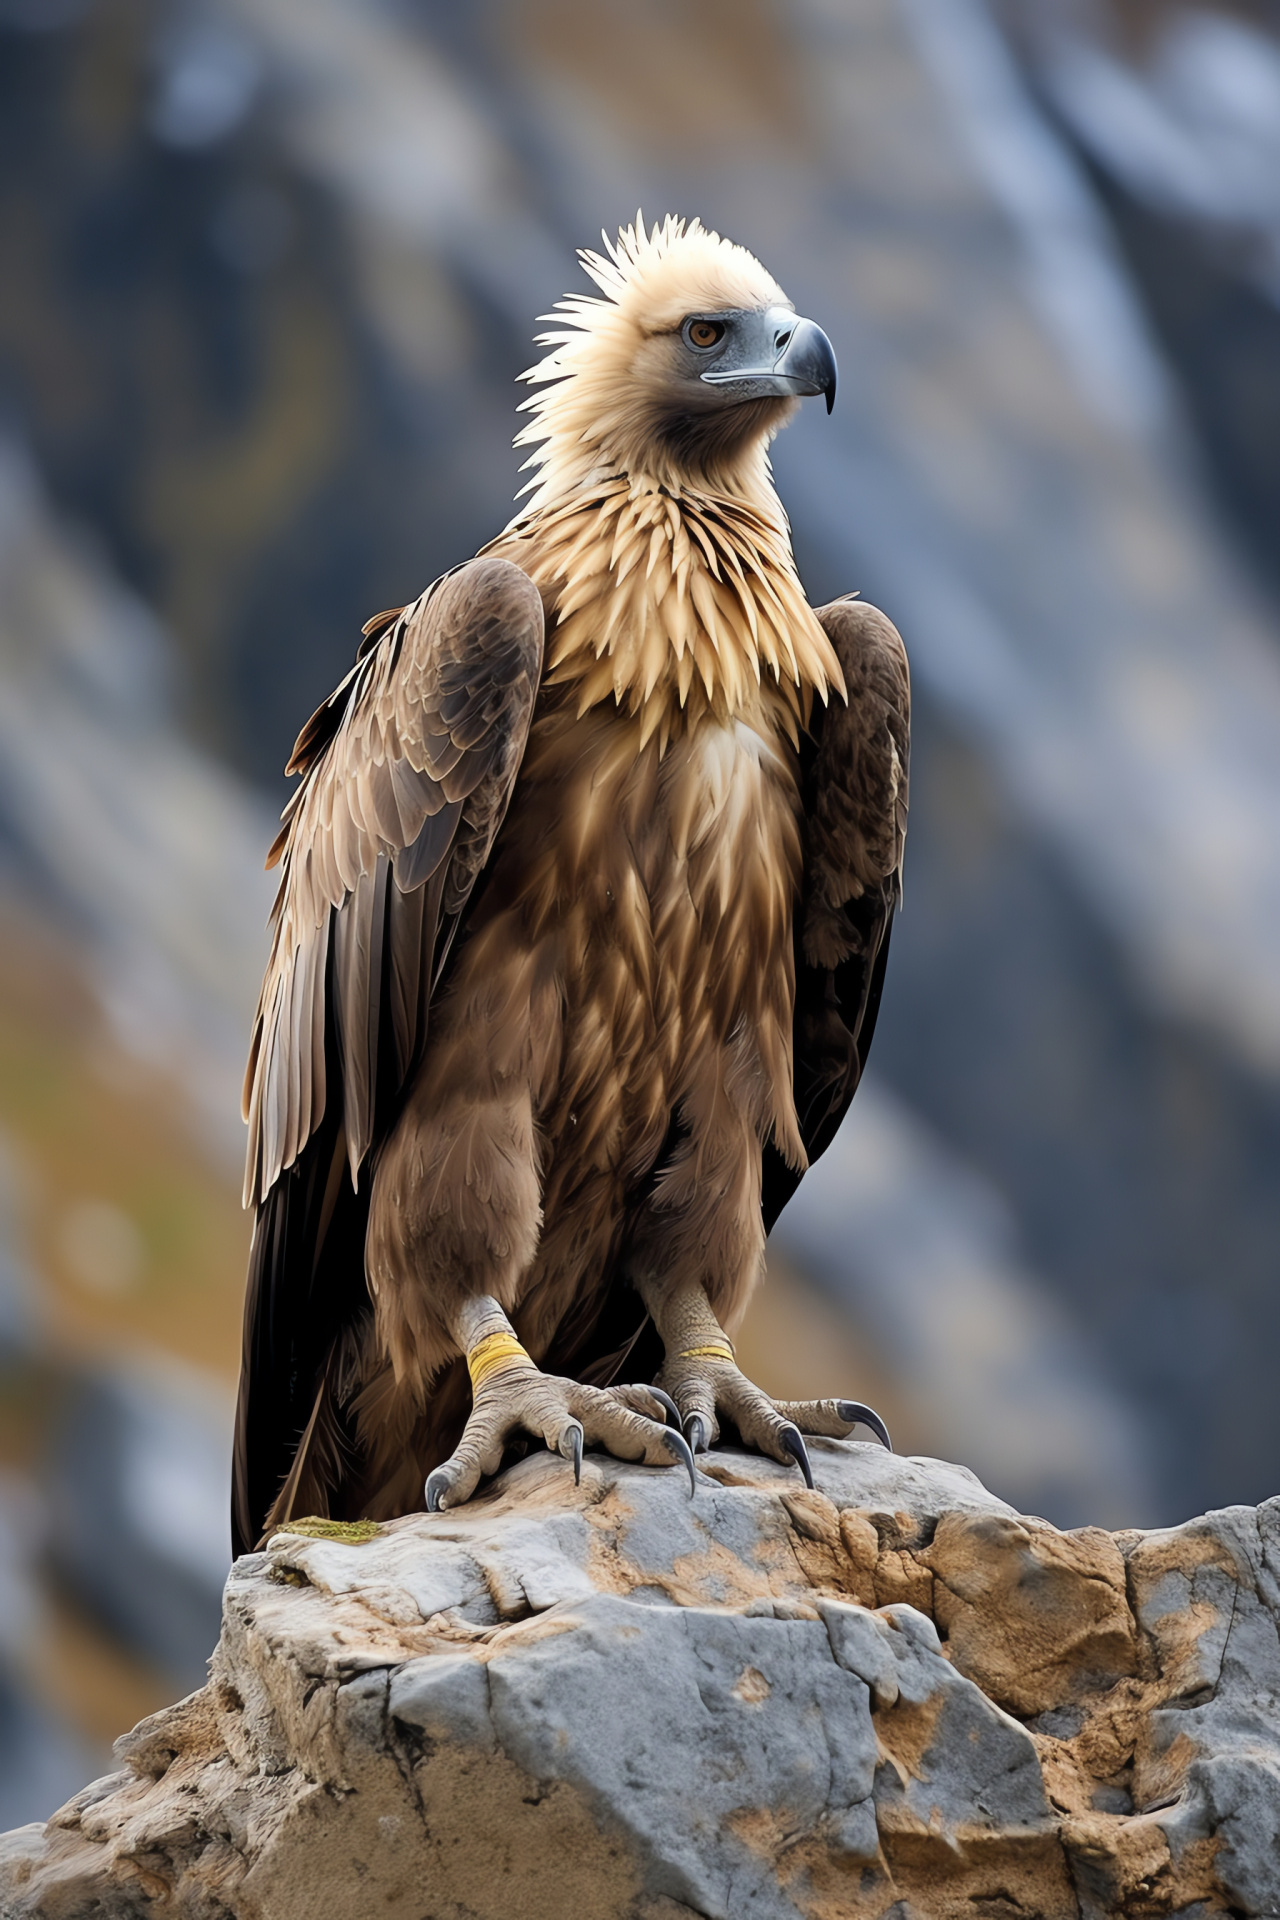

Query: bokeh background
2;0;1279;1823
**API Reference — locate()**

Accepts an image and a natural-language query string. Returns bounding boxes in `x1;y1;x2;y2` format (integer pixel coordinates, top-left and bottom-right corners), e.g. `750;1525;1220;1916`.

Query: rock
2;1441;1279;1918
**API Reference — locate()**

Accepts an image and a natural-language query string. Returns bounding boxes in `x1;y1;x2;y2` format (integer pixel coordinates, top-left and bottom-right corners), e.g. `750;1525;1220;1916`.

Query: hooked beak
699;307;838;414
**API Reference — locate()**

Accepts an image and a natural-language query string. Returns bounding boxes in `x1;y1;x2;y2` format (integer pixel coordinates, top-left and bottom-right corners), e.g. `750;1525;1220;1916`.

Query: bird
232;215;909;1557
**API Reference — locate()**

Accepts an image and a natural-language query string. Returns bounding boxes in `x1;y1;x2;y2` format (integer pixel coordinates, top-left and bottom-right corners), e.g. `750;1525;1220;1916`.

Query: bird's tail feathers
260;1323;366;1543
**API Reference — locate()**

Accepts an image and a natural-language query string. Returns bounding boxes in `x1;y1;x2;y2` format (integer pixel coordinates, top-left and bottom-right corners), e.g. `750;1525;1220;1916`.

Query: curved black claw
425;1467;451;1514
663;1427;698;1497
780;1424;815;1490
837;1401;893;1452
685;1412;710;1457
559;1421;585;1485
649;1386;684;1430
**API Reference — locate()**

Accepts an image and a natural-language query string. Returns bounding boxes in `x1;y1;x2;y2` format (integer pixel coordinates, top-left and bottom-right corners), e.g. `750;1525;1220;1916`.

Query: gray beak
699;307;838;414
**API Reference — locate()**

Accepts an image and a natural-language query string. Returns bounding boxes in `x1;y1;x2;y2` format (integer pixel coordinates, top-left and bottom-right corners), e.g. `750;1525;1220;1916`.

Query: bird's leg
424;1295;695;1512
635;1274;891;1487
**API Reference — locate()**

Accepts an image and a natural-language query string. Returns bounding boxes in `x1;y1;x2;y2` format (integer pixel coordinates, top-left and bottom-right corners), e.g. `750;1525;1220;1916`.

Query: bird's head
516;215;837;504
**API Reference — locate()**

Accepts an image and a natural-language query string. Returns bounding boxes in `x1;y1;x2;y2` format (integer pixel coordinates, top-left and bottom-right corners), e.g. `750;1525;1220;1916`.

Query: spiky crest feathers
515;214;791;504
489;216;844;740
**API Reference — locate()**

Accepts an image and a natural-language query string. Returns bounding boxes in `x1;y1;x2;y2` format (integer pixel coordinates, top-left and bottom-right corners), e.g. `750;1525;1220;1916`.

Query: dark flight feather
762;596;910;1232
232;558;545;1555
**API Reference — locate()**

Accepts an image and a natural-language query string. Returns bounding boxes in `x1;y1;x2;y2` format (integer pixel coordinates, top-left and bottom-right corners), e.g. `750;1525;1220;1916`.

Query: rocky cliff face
2;1441;1278;1919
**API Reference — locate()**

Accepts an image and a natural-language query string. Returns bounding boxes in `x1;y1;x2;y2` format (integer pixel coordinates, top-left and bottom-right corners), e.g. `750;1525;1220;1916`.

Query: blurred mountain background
2;0;1279;1823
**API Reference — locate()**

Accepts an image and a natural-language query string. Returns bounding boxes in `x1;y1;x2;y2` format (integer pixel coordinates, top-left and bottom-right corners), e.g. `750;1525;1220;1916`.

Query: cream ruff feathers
486;216;844;748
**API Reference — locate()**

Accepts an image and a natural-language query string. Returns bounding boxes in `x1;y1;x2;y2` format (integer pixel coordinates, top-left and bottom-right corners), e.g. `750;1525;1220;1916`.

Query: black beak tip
818;331;838;414
786;315;837;415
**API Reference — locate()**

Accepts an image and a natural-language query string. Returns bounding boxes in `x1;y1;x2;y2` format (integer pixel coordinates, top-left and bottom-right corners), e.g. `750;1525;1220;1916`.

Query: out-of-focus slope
1017;3;1280;265
0;439;273;1168
0;0;539;779
0;1470;98;1833
772;1076;1152;1528
1005;0;1280;611
0;910;249;1373
0;443;259;1793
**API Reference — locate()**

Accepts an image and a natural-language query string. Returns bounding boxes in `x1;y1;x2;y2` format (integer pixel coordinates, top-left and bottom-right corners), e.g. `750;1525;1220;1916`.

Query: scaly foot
425;1363;695;1512
658;1335;891;1489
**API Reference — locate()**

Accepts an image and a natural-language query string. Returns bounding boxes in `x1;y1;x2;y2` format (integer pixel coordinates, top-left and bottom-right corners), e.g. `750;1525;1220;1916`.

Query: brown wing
242;556;545;1208
763;595;910;1230
233;556;544;1555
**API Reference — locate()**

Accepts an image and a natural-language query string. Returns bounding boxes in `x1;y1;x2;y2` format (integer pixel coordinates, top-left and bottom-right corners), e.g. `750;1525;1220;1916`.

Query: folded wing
233;557;544;1553
242;557;546;1207
763;596;910;1230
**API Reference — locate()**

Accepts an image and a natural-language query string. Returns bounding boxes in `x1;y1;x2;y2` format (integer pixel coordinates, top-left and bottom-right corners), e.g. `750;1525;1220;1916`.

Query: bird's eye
685;319;725;350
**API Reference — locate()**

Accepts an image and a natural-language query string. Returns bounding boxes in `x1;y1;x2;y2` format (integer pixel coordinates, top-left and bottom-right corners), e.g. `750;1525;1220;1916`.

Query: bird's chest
641;715;801;1010
514;702;802;1095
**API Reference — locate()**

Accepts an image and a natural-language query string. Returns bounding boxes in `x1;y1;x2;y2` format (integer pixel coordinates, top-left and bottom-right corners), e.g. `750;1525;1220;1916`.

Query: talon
663;1427;698;1497
425;1467;451;1514
780;1424;814;1489
649;1386;683;1429
559;1421;584;1484
837;1401;892;1451
685;1412;710;1456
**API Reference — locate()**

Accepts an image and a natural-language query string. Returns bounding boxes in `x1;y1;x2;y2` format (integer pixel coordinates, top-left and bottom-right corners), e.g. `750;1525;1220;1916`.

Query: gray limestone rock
2;1442;1278;1917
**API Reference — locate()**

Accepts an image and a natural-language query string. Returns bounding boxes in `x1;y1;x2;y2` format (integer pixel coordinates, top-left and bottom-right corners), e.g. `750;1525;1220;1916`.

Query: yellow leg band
679;1341;736;1363
467;1331;535;1394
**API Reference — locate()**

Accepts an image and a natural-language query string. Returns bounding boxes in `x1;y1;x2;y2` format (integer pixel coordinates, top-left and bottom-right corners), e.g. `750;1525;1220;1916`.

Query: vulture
232;216;909;1556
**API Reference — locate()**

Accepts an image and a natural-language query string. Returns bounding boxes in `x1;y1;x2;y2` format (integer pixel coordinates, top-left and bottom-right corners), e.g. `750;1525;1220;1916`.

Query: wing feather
281;955;301;1175
764;595;910;1231
242;556;545;1207
392;799;465;894
291;920;314;1172
233;557;544;1554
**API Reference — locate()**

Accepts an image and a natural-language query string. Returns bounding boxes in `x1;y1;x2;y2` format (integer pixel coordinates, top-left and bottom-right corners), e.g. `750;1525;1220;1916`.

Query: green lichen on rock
272;1516;384;1544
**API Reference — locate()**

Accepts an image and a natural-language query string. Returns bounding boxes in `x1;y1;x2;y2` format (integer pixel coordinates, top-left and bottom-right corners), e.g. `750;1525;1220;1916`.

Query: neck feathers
488;477;844;750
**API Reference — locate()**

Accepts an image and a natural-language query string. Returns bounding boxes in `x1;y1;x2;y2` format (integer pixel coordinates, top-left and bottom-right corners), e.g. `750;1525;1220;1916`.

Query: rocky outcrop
2;1441;1278;1919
